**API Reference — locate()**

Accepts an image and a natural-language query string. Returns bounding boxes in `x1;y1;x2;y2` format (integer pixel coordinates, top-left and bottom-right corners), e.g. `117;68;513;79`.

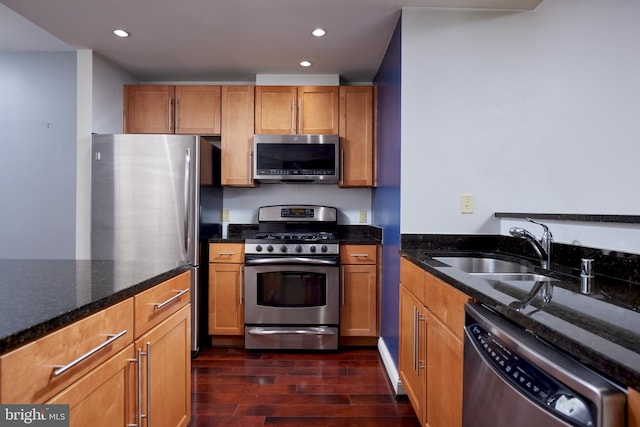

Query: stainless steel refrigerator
91;134;222;355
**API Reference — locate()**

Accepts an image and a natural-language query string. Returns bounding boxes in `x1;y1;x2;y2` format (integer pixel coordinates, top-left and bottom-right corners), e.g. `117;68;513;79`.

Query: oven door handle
247;328;337;336
245;257;338;266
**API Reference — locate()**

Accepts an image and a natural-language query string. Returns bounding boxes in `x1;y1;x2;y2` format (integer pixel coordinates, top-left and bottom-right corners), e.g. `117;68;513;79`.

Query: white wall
400;0;640;252
0;52;77;259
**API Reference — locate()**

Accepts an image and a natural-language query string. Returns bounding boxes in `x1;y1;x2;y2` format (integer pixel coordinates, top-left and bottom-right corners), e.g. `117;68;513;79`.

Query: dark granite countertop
0;259;191;354
401;234;640;391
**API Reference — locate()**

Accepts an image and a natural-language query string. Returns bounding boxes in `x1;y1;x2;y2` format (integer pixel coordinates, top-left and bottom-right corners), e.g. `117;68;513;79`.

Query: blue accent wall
372;18;402;364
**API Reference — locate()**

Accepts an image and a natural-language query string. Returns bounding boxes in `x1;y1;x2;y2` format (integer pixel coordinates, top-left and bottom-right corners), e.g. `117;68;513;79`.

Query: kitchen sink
433;256;559;282
433;256;533;274
468;273;558;282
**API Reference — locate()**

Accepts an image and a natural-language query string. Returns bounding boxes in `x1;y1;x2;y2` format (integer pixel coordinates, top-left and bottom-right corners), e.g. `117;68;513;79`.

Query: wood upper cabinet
175;85;221;134
340;245;379;338
255;86;339;135
221;85;255;187
124;85;175;134
339;86;375;187
208;243;245;335
123;84;221;135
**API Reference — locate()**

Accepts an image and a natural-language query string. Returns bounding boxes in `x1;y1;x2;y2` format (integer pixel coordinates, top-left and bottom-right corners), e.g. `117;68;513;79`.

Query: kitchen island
0;259;190;353
0;259;192;426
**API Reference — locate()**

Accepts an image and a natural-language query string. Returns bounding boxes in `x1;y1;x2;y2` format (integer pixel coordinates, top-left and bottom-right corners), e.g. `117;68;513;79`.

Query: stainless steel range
244;205;340;350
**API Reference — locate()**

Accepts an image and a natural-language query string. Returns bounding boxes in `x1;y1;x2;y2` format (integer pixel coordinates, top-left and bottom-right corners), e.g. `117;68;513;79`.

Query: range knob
295;245;303;253
255;245;263;252
321;245;328;253
266;245;274;252
309;246;317;253
280;245;288;253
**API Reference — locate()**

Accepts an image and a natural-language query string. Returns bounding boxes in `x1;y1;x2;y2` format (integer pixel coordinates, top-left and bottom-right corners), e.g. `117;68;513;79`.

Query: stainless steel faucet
509;218;553;269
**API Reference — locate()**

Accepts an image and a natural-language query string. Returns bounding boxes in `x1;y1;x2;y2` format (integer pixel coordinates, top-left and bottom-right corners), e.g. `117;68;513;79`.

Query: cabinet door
137;304;191;427
175;85;221;135
398;285;427;425
254;86;297;134
629;387;640;427
124;85;174;134
426;312;463;427
47;345;136;427
208;263;244;335
221;85;255;186
339;86;374;187
298;86;339;134
340;264;377;337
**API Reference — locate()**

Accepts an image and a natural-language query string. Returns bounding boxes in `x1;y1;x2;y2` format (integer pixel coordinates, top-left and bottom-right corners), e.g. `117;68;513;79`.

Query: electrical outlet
461;194;474;214
359;210;367;223
222;209;230;221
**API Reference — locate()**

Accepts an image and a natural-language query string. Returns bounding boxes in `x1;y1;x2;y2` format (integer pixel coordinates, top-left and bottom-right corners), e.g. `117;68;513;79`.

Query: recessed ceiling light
312;28;326;37
299;60;312;67
113;29;130;38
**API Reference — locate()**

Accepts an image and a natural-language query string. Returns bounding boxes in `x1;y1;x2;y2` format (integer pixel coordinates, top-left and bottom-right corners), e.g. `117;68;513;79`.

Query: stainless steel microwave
253;134;339;184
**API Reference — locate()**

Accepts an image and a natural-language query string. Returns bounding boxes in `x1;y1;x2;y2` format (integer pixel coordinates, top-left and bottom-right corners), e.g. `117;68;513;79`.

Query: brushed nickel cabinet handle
145;342;151;427
53;329;127;376
153;288;189;310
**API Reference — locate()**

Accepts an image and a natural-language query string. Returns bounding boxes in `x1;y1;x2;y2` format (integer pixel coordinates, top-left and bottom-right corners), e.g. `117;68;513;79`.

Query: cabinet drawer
134;271;191;339
423;272;470;341
400;257;425;304
340;245;377;265
209;243;244;263
0;298;134;404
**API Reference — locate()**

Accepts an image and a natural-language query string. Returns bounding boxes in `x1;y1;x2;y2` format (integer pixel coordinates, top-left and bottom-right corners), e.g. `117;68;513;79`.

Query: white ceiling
0;0;542;83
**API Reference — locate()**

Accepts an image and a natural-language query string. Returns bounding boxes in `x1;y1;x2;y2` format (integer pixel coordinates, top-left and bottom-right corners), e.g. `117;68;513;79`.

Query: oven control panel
245;242;339;256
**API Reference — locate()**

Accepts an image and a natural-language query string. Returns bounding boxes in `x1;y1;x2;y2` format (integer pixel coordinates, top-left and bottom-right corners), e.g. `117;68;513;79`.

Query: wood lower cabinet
47;345;136;427
399;284;427;425
340;245;379;339
339;86;375;187
630;387;640;427
426;311;464;427
221;85;255;186
399;257;470;427
136;304;191;427
255;86;339;134
0;299;134;404
208;243;245;337
124;85;221;135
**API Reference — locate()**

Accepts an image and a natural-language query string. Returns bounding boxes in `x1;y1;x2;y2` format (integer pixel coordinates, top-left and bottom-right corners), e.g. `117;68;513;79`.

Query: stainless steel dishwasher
463;303;626;427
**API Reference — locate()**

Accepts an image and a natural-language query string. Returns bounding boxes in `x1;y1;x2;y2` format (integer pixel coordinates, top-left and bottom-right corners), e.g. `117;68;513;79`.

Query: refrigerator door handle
183;147;191;253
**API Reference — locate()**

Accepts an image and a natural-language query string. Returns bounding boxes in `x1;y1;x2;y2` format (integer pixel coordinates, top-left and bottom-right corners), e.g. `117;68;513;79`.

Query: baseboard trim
378;337;405;396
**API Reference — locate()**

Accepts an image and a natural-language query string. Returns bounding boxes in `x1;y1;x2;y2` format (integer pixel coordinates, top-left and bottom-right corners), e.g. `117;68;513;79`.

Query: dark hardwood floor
189;346;420;426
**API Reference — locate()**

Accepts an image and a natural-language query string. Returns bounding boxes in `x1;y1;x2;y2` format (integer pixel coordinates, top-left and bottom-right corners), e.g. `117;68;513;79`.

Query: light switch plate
461;194;474;214
222;209;230;221
359;210;367;223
